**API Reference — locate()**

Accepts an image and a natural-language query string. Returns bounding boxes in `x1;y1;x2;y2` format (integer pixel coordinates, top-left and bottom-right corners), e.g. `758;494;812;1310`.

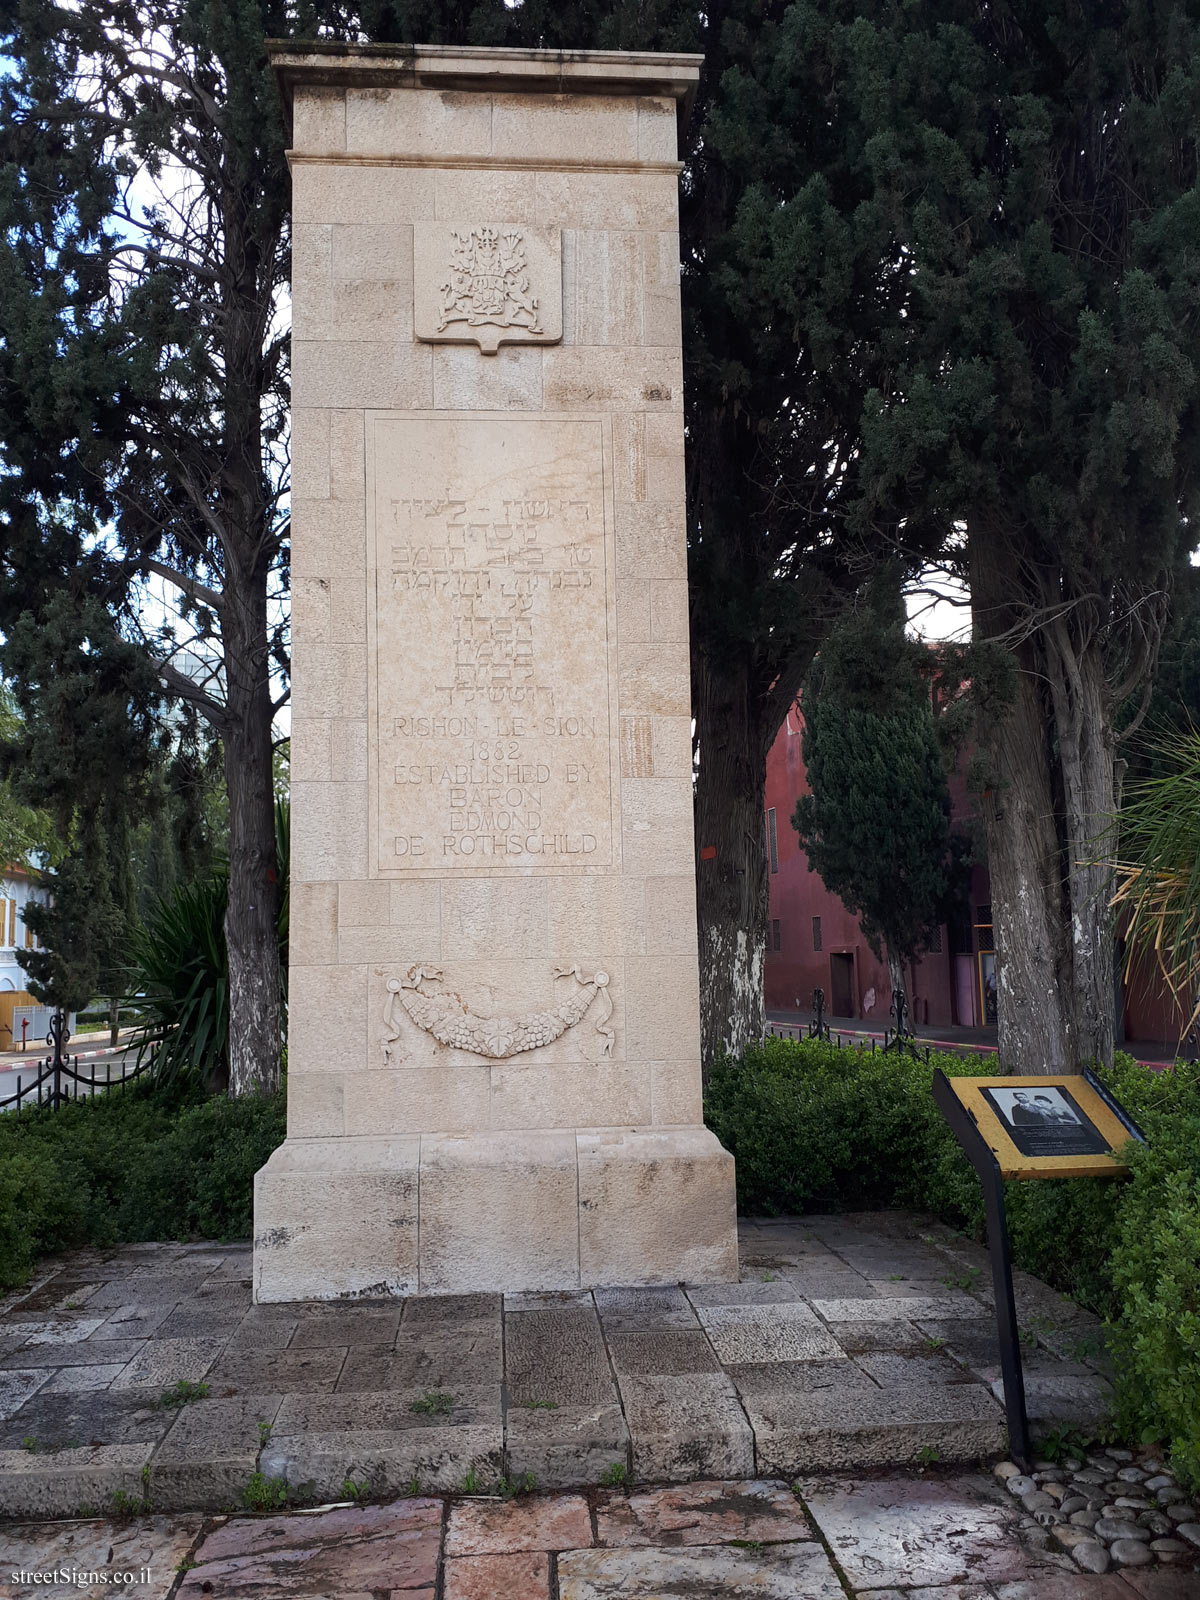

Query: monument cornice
266;41;703;123
286;151;684;176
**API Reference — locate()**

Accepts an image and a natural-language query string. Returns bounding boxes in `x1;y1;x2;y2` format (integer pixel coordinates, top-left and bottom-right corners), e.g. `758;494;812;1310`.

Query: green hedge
705;1037;1200;1488
0;1081;285;1289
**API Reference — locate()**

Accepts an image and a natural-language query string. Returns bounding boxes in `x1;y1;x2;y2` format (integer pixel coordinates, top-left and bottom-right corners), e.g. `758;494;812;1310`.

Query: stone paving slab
750;1383;1008;1473
174;1496;443;1597
619;1371;756;1481
444;1490;592;1552
505;1398;629;1485
798;1472;1078;1589
3;1474;1197;1598
150;1393;283;1512
443;1549;549;1598
0;1441;157;1520
0;1214;1121;1515
557;1540;845;1597
593;1477;812;1546
0;1512;203;1599
260;1384;505;1498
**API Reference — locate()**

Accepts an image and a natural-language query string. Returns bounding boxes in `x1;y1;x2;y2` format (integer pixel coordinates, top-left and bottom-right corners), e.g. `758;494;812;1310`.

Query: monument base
252;1126;738;1302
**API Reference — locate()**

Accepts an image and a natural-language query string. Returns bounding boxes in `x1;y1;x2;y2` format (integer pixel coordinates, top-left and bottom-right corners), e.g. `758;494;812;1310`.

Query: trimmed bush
0;1080;285;1289
705;1038;1200;1487
704;1035;989;1216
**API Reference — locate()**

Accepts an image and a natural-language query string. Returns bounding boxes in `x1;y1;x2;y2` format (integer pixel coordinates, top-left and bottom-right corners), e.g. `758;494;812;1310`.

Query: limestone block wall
282;51;704;1147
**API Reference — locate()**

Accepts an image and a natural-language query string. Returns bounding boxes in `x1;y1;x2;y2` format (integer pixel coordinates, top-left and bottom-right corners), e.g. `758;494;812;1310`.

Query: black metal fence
764;987;1000;1067
0;1009;149;1117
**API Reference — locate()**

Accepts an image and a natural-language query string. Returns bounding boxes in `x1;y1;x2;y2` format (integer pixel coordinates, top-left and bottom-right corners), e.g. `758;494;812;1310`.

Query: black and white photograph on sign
981;1085;1112;1159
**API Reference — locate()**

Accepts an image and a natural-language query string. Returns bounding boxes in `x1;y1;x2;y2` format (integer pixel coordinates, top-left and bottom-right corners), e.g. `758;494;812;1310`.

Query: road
0;1032;145;1107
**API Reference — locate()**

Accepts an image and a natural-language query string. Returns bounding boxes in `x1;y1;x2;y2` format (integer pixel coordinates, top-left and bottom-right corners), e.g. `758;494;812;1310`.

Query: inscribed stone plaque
368;413;615;875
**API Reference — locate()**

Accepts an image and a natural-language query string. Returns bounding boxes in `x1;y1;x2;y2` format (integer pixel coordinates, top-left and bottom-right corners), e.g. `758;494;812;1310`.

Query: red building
763;707;1187;1046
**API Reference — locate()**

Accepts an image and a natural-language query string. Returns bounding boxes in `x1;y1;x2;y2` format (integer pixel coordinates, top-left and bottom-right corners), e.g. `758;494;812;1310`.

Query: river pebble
1110;1538;1153;1567
1094;1517;1150;1543
1151;1537;1189;1562
1072;1540;1111;1574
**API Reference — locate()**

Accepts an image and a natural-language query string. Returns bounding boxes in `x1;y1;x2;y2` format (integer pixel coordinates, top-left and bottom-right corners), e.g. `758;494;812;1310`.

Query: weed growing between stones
159;1379;210;1408
111;1470;153;1518
600;1462;629;1488
411;1390;455;1416
243;1472;288;1512
496;1472;538;1499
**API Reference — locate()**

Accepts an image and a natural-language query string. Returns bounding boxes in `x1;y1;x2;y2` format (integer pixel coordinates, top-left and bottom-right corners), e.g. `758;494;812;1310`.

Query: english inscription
369;415;614;873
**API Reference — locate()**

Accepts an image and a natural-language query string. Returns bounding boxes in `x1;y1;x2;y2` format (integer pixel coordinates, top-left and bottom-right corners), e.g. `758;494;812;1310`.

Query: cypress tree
2;0;929;1076
792;592;957;1007
838;1;1200;1069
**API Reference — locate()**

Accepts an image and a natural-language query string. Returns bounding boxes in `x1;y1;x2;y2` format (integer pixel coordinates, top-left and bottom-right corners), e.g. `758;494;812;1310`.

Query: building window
767;808;778;873
812;915;822;951
772;918;781;951
927;926;943;953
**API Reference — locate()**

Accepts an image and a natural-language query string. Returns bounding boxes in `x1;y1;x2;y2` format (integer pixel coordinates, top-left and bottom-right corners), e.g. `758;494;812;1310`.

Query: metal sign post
932;1070;1032;1468
932;1067;1144;1473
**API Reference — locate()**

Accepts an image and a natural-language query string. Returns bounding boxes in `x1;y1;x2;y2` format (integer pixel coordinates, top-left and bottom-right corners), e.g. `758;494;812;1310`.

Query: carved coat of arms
414;223;561;355
438;228;542;346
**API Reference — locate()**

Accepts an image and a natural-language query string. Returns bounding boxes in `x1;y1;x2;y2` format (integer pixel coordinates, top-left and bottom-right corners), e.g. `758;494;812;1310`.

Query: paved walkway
3;1470;1197;1597
0;1214;1114;1521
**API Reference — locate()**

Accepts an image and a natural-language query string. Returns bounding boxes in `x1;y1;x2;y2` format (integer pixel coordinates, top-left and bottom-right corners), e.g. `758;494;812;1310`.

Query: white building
0;863;47;1048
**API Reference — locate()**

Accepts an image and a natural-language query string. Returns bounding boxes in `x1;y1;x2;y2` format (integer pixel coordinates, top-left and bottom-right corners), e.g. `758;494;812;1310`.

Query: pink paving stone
443;1551;553;1599
1114;1572;1200;1600
179;1498;442;1595
445;1493;593;1555
798;1475;1074;1590
596;1479;812;1548
989;1578;1149;1600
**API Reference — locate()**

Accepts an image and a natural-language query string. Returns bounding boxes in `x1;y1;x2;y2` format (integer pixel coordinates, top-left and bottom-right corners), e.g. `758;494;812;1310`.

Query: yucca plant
128;874;231;1089
1109;731;1200;1040
128;797;289;1091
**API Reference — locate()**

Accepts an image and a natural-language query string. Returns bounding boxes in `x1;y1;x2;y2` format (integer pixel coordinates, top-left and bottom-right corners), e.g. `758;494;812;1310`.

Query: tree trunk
693;652;769;1075
972;540;1076;1072
222;580;281;1098
886;949;906;1024
1045;626;1116;1068
108;996;119;1049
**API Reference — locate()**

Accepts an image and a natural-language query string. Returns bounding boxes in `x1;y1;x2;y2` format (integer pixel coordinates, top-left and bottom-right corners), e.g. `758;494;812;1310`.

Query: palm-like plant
128;797;289;1091
1110;731;1200;1038
129;874;230;1089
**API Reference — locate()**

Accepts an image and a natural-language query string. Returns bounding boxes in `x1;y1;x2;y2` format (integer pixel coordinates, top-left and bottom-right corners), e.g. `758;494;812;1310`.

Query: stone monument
255;42;739;1299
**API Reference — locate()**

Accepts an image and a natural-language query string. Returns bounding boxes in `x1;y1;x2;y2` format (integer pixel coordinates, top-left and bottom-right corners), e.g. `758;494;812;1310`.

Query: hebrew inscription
369;414;614;874
414;223;562;354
